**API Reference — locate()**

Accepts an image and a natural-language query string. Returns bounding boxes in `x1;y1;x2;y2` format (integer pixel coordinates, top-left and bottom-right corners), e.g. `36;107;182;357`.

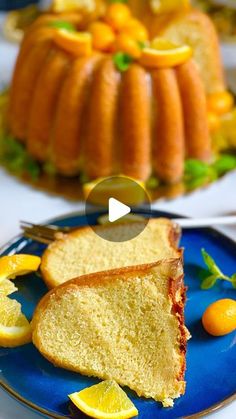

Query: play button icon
109;198;131;223
85;175;151;242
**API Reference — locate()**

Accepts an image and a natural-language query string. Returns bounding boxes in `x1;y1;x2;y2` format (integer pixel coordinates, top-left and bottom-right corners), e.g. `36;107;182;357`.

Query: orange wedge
0;254;41;281
140;38;192;68
69;380;138;419
54;30;92;56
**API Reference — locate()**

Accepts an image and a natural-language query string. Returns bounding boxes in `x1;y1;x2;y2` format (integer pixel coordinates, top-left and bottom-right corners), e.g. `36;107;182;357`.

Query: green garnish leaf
201;249;224;277
113;52;133;72
185;176;208;191
25;157;40;181
213;154;236;176
200;248;236;290
231;274;236;289
0;134;40;181
184;159;211;179
201;275;218;290
43;161;57;176
49;21;76;32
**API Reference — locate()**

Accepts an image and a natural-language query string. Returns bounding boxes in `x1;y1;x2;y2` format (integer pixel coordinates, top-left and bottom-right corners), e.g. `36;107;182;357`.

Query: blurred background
0;1;39;10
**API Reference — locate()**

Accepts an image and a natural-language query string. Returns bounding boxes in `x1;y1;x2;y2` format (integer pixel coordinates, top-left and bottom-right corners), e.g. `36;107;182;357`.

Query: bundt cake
6;1;234;184
32;258;187;407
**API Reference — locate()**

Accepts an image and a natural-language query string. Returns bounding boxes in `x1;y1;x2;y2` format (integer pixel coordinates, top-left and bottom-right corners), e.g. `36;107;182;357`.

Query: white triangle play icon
108;198;131;223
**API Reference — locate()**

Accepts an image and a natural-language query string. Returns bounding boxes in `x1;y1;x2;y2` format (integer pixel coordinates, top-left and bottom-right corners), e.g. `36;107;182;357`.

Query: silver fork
20;216;236;245
20;221;76;244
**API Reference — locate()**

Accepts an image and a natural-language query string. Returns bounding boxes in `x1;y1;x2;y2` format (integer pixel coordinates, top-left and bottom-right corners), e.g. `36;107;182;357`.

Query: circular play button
85;176;151;242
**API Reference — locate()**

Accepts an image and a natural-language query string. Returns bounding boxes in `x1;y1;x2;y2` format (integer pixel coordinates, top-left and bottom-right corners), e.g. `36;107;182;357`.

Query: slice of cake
41;218;181;288
32;258;187;407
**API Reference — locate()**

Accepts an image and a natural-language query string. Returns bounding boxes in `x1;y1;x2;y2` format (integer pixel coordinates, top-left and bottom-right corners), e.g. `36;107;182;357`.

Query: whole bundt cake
7;1;234;184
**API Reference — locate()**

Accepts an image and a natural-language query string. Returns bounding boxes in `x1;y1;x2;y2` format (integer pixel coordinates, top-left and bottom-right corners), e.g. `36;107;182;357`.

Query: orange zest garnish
54;30;92;56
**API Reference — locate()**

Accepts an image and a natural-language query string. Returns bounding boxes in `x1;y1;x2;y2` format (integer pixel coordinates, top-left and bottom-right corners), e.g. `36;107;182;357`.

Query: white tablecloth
0;13;235;419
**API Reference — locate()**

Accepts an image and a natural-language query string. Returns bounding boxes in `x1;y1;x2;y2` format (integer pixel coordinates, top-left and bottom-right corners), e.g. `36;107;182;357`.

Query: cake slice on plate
41;218;181;288
32;258;187;407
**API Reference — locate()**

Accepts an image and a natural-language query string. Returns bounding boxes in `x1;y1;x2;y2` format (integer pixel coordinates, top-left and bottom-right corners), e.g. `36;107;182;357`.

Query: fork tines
20;221;61;244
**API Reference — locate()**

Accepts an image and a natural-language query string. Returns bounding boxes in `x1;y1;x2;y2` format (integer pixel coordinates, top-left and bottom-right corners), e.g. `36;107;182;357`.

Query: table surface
0;13;236;419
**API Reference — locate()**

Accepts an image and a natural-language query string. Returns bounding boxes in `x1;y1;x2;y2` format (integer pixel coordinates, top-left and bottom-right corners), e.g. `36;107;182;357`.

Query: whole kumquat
88;21;115;52
122;18;149;43
202;299;236;337
207;91;234;116
104;3;131;31
114;33;142;59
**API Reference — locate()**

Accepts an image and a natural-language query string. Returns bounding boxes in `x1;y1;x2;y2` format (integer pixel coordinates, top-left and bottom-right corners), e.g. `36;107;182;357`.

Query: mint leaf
0;134;41;181
49;21;76;32
113;53;133;72
201;249;224;277
213;154;236;176
185;176;208;191
231;273;236;289
201;275;218;290
185;159;210;179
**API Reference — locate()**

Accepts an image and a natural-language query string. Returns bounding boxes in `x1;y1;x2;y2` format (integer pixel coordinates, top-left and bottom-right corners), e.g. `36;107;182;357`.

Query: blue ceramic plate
0;210;236;419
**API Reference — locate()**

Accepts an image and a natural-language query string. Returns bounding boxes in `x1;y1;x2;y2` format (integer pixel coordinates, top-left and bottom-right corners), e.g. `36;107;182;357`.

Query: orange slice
54;30;92;56
0;296;32;347
69;380;138;419
140;38;192;68
0;254;41;281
